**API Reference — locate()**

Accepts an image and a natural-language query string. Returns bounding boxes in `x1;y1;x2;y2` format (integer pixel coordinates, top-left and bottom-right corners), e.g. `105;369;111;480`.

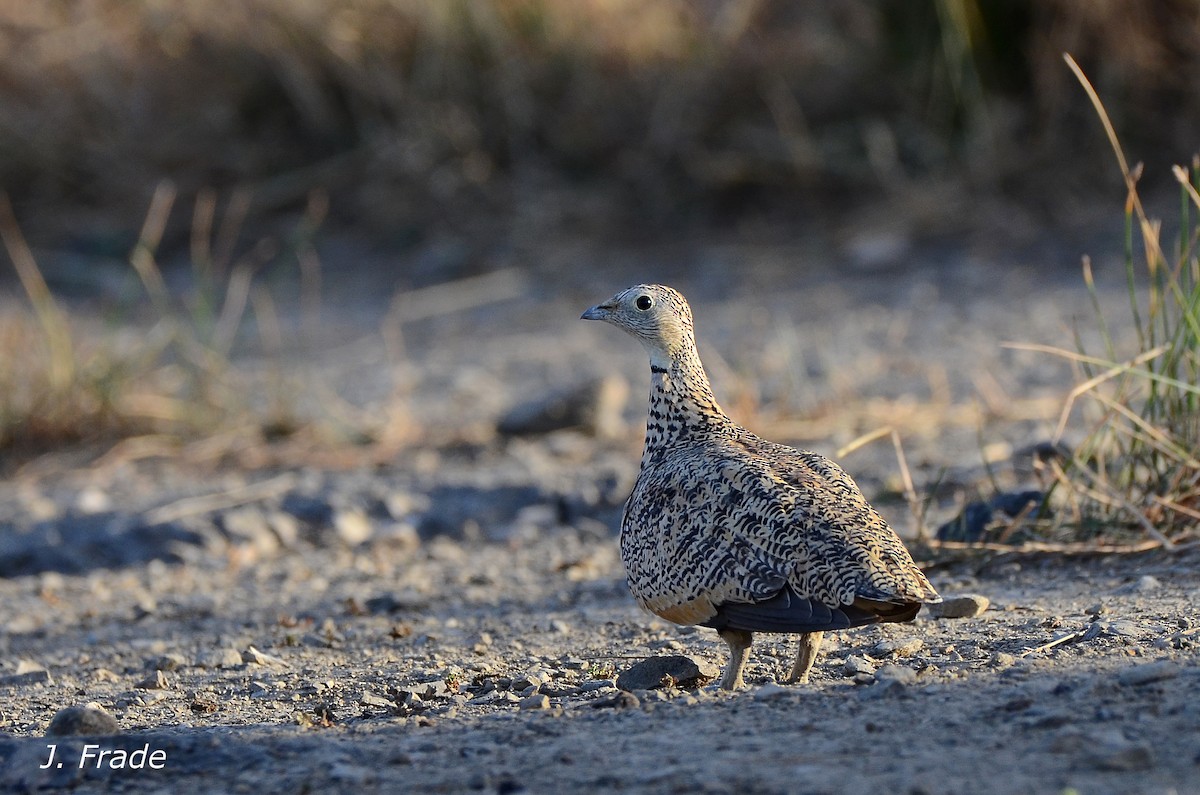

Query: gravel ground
2;237;1198;794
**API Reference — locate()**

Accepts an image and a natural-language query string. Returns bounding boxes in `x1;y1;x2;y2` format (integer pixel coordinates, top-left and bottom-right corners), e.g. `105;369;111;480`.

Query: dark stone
46;704;119;737
615;655;719;691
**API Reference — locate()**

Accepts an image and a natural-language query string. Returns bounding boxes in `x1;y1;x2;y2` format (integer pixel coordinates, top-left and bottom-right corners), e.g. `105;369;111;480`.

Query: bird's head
581;284;695;368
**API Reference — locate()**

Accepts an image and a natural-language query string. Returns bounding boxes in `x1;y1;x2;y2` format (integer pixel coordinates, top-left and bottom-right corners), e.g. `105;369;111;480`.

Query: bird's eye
635;295;653;311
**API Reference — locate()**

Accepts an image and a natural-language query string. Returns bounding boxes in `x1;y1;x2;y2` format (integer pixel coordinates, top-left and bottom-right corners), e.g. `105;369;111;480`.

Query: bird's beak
580;303;612;321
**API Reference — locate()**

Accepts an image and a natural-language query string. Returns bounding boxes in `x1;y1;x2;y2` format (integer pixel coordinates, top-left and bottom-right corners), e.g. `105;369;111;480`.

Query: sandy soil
2;236;1198;794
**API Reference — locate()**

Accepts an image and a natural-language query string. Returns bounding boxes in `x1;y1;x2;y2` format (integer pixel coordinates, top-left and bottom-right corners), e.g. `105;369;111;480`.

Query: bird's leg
717;629;753;690
784;631;824;684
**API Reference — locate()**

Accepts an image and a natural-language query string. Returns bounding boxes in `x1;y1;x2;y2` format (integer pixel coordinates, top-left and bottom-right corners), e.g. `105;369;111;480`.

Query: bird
581;284;941;690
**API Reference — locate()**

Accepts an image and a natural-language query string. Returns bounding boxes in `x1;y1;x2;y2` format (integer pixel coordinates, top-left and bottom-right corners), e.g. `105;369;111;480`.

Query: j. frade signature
40;742;166;771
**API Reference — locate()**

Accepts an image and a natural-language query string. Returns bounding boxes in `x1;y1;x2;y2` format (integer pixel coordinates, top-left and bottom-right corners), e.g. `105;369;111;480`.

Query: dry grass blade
0;193;74;391
143;473;297;525
1004;57;1200;549
1002;342;1172;441
837;426;927;542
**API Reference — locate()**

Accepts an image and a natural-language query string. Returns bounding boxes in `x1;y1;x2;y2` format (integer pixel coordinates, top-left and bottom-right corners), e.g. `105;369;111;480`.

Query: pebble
519;693;551;710
149;653;187;672
0;669;53;687
590;691;640;709
615;655;719;691
496;375;628;438
578;679;618;692
1114;575;1160;594
200;648;245;669
871;637;924;657
862;668;915;698
45;703;119;736
1116;660;1178;686
221;508;280;555
135;691;167;707
875;665;917;685
76;486;112;514
753;682;795;701
1052;729;1155;771
843;655;877;677
927;594;990;619
136;669;169;690
1103;620;1140;638
334;509;374;546
990;652;1017;669
511;671;550;691
361;691;395;709
190;693;220;713
244;646;289;666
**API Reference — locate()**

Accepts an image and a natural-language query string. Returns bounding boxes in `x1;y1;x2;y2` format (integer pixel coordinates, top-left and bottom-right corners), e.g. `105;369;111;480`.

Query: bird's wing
621;440;936;627
761;442;940;606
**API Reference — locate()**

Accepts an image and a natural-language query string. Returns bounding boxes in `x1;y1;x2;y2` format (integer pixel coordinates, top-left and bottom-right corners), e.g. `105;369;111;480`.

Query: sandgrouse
582;284;941;690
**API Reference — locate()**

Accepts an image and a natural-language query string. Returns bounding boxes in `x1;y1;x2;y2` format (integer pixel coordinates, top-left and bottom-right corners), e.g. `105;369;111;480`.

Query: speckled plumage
582;284;941;690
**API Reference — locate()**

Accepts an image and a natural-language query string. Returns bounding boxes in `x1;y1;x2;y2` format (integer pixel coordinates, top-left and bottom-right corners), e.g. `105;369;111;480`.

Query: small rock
149;653;187;672
0;669;53;687
872;637;924;657
875;665;917;684
1114;575;1160;594
361;691;395;709
927;595;990;619
591;691;640;709
1116;660;1179;686
616;655;719;691
280;492;334;527
990;652;1017;669
753;682;795;701
334;509;374;546
562;658;588;670
1103;620;1139;638
843;655;877;677
200;648;245;669
578;679;616;693
244;646;289;666
1054;729;1155;771
511;671;549;691
46;703;119;736
414;680;454;699
264;510;301;548
136;670;169;690
77;486;112;514
220;507;280;555
496;375;628;438
519;693;551;710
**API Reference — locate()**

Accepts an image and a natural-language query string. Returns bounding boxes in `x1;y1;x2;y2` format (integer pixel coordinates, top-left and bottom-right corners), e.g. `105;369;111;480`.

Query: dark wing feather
700;584;882;634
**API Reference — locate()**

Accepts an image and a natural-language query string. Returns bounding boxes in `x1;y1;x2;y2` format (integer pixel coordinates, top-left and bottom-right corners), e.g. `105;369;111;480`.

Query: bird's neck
641;351;729;464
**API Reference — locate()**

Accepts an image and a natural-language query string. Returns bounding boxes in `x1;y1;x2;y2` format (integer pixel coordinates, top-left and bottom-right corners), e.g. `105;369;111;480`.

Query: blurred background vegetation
0;1;1197;546
2;0;1199;250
